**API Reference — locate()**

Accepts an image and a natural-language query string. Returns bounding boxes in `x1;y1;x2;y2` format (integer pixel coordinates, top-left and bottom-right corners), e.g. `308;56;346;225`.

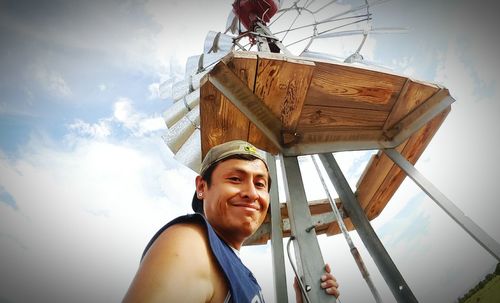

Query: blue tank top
142;214;265;303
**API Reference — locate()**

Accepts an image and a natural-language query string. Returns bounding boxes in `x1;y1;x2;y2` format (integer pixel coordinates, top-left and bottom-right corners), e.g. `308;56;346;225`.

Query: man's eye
228;177;241;182
255;182;266;188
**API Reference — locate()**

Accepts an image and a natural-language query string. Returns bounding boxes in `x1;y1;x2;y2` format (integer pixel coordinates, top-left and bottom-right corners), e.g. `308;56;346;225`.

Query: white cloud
31;64;73;99
391;56;416;76
67;119;112;139
113;98;135;125
113;97;167;136
138;116;166;134
0;132;193;302
145;0;229;70
1;1;166;73
148;82;161;99
64;96;167;142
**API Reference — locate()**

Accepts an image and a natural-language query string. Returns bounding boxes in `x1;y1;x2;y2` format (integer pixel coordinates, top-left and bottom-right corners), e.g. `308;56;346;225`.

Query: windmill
159;1;500;302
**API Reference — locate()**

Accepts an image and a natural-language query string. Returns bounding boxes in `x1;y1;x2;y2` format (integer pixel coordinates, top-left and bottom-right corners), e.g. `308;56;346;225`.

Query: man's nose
241;181;259;201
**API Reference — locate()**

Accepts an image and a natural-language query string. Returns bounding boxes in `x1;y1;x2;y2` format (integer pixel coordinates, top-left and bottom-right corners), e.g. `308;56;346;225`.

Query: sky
1;0;499;302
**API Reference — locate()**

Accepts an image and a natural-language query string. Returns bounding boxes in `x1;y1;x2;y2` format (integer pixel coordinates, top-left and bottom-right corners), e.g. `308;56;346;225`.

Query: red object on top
232;0;279;30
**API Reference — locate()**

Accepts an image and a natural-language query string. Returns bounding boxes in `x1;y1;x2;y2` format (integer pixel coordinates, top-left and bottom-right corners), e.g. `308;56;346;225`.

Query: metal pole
255;21;293;56
318;152;418;303
266;153;289;302
280;155;337;303
384;148;500;261
254;25;271;52
311;155;383;303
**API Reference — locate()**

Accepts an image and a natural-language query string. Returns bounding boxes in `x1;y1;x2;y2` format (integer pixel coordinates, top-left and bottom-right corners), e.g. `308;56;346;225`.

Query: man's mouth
231;202;260;211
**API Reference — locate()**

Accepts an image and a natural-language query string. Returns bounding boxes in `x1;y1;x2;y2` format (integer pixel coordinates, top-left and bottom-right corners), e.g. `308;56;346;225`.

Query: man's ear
195;175;207;197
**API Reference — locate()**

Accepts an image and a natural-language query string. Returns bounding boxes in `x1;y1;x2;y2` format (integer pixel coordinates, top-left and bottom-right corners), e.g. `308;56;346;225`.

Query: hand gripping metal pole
383;148;500;261
311;155;383;303
280;155;337;303
318;152;418;303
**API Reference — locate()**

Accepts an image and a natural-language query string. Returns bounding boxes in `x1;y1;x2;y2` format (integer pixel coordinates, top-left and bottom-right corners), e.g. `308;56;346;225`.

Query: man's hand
321;263;339;297
293;263;339;303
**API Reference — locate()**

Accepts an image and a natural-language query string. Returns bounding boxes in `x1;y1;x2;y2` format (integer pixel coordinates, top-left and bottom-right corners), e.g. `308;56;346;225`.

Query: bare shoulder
123;221;228;303
147;222;210;263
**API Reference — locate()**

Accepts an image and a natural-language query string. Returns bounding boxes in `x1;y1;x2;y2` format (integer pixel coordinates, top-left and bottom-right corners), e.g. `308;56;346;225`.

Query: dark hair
201;154;272;191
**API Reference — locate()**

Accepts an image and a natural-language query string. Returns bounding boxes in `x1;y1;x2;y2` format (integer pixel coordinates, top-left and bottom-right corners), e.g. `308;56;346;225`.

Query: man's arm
123;222;227;303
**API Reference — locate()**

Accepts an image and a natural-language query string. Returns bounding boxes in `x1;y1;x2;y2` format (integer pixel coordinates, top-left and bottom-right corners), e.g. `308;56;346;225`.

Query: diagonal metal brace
207;61;283;152
318;152;418;303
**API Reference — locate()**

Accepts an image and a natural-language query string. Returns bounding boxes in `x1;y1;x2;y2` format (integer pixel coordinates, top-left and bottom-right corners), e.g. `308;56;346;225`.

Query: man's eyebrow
226;168;268;180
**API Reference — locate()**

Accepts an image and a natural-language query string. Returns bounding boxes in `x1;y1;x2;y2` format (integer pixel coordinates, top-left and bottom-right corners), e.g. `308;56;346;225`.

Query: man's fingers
326;287;340;297
324;263;331;273
321;273;336;282
321;279;338;289
321;263;339;298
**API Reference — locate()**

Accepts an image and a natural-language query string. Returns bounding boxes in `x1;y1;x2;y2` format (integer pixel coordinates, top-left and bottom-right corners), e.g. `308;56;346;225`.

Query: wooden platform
199;51;453;244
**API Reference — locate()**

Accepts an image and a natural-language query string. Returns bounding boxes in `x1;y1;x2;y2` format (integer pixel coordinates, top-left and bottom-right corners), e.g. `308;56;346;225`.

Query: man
124;140;339;302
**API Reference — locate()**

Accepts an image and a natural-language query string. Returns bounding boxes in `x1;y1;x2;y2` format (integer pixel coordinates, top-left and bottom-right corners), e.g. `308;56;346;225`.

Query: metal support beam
207;62;283;151
318;153;418;303
267;153;289;302
311;155;383;303
384;148;500;261
280;155;337;303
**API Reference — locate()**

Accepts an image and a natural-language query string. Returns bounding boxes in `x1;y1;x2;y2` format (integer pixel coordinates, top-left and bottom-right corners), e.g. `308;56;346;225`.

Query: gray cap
192;140;268;213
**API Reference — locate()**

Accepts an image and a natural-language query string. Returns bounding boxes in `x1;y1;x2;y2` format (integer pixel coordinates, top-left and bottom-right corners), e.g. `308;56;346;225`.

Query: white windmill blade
225;9;238;34
163;88;200;128
314;27;407;39
184;52;227;80
174;128;202;173
204;31;234;54
161;105;199;154
158;77;176;100
172;70;208;102
184;55;202;79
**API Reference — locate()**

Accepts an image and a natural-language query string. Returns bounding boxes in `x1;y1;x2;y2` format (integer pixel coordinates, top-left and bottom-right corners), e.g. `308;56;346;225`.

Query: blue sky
1;0;500;302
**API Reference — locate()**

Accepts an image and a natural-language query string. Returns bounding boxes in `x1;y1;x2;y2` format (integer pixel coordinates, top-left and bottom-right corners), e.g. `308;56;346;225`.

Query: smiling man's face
196;158;270;249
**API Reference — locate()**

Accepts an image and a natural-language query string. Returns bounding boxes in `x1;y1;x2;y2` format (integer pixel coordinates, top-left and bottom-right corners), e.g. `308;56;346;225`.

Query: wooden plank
208;61;284;152
364;106;451;220
383;79;440;130
298;128;384;143
248;55;315;152
305;62;407;111
255;55;315;130
297;105;388;130
326;218;355;236
355;142;408;210
200;56;258;157
200;81;251;157
384;88;453;140
230;55;284;154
